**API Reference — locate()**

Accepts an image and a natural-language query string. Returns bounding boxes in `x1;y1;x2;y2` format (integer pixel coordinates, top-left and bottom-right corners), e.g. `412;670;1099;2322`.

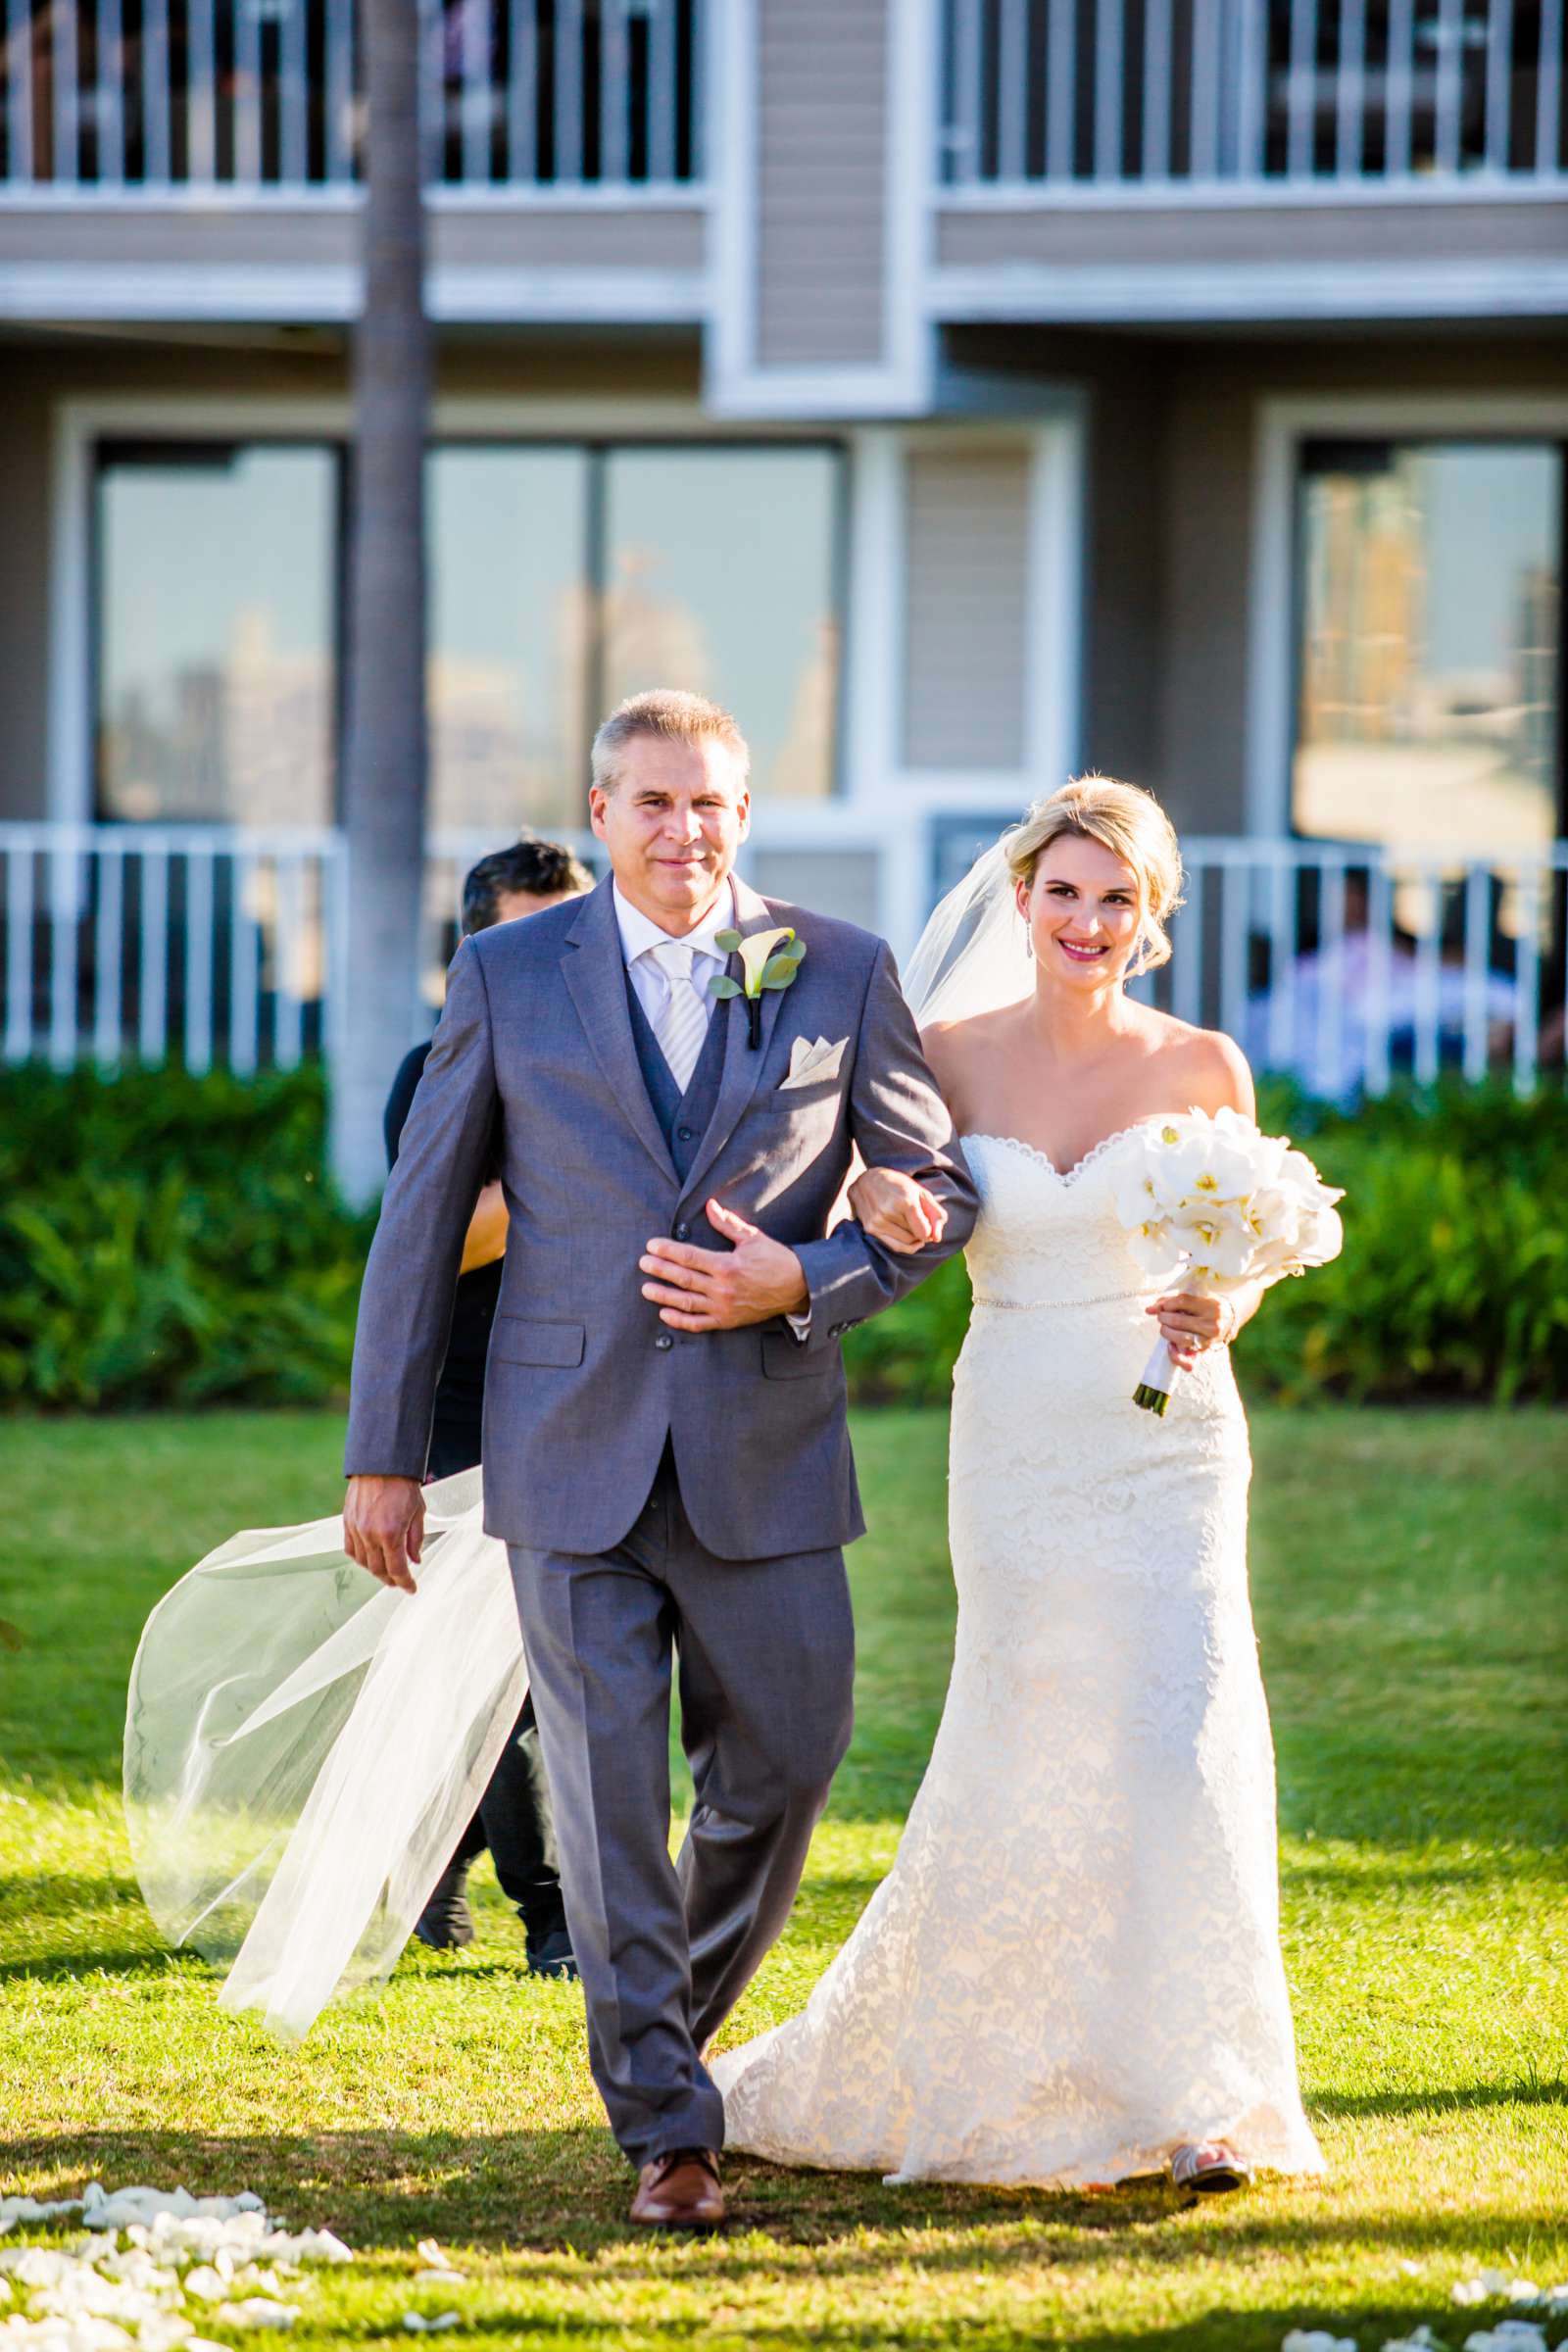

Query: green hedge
844;1081;1568;1409
0;1065;372;1411
2;1065;1563;1413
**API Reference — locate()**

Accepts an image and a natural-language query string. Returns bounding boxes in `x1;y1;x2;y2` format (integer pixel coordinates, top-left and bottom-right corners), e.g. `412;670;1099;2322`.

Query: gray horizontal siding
935;199;1568;272
752;849;880;927
0;204;706;272
903;443;1031;770
756;0;886;368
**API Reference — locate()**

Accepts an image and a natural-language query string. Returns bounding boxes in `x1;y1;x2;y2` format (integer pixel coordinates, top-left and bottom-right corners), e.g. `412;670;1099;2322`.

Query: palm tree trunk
330;0;431;1205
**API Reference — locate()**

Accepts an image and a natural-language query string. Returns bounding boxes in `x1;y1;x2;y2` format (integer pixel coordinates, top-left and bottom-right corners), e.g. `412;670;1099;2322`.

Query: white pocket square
779;1035;848;1091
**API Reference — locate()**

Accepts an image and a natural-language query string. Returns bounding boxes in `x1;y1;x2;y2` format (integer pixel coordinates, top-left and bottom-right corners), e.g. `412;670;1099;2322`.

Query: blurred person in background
384;835;594;1970
1244;867;1519;1102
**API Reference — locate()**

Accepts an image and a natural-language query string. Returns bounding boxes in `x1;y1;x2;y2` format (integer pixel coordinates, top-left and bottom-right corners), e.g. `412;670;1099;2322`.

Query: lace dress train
712;1127;1324;2188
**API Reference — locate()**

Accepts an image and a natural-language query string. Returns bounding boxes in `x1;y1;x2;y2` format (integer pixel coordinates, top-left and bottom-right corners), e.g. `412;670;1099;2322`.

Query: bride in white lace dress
711;778;1325;2193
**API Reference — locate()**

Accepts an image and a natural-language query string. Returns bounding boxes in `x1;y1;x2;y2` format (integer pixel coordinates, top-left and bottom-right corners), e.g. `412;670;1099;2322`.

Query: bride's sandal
1170;2141;1252;2194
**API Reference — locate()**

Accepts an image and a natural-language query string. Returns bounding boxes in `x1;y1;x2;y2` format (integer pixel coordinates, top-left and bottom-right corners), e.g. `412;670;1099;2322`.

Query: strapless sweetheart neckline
959;1117;1164;1189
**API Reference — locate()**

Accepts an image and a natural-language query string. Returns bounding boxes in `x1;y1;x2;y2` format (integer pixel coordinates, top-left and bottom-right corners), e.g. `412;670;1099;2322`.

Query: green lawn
1;1404;1565;2350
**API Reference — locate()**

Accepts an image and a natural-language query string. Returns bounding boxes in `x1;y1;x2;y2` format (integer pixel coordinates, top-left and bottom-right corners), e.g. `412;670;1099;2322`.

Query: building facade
1;0;1564;1091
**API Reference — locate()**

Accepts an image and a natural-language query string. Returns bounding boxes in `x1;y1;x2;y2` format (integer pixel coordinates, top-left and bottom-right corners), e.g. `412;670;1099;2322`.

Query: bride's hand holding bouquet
1113;1105;1344;1416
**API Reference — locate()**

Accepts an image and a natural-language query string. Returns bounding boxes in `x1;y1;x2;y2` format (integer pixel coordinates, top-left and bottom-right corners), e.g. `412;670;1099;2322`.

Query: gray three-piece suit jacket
343;871;978;1562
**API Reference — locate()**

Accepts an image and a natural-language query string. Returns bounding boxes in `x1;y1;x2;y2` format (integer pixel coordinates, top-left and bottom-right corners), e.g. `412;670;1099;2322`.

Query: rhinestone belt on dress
971;1287;1152;1310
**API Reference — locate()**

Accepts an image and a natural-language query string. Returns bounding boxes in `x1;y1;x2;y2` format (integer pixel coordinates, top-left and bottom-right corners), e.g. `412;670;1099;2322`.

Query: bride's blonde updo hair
1003;774;1185;977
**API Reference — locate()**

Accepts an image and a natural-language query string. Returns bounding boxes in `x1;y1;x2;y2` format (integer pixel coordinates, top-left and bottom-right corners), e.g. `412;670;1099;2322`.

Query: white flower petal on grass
0;2199;94;2238
134;2317;196;2352
414;2245;449;2274
1381;2329;1444;2350
1282;2331;1358;2352
285;2233;350;2268
413;2275;466;2289
1453;2278;1544;2311
401;2316;461;2335
1461;2326;1549;2352
211;2302;297;2331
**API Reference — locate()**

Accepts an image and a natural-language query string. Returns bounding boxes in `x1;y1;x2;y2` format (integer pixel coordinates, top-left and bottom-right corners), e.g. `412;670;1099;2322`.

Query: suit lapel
681;876;791;1205
561;878;678;1184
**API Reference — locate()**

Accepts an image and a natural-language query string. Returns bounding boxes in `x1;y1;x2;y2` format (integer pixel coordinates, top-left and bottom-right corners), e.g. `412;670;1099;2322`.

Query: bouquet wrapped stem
1134;1335;1180;1418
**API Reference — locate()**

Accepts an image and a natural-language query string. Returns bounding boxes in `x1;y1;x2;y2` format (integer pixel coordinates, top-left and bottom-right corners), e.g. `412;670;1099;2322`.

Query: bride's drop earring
1023;927;1035;961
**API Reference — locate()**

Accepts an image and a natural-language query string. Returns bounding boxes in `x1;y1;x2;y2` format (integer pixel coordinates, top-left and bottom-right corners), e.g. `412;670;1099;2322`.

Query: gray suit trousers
509;1448;856;2165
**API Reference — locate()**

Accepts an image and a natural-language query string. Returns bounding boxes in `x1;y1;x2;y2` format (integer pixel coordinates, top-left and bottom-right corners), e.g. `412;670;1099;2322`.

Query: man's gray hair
590;689;751;796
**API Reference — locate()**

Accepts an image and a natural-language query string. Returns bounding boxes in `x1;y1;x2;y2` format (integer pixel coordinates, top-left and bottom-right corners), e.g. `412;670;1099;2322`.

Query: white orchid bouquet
1109;1106;1345;1418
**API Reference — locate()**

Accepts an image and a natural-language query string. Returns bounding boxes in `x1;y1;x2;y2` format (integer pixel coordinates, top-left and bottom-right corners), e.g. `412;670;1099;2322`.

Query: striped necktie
648;939;711;1094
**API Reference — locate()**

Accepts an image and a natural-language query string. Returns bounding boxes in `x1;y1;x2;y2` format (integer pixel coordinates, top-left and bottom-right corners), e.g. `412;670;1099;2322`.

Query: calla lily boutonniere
710;925;807;1048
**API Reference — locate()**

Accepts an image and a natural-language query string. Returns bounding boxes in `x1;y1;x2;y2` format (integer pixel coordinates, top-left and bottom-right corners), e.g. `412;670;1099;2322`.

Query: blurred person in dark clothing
384;835;593;1971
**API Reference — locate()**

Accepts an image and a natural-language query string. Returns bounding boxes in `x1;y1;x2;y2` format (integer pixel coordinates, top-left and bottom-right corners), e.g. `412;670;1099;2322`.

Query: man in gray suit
343;689;976;2229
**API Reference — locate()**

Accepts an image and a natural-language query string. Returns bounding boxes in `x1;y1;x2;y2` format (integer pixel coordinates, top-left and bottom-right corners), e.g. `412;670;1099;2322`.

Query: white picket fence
0;0;702;197
941;0;1568;189
0;823;1564;1096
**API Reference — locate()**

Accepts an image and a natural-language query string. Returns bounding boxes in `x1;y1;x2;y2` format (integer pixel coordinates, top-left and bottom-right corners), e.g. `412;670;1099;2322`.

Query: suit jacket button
673;1221;691;1240
654;1333;674;1351
677;1125;695;1142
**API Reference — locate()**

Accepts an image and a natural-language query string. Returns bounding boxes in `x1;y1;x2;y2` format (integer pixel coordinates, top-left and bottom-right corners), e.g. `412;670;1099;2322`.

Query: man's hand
640;1199;809;1332
344;1474;425;1593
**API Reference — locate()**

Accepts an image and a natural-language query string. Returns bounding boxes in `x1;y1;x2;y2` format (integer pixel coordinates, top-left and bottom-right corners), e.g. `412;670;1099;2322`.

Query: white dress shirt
612;877;736;1046
612;877;809;1339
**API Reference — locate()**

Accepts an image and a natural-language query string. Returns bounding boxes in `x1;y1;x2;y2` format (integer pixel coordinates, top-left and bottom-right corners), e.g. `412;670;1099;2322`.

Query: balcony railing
940;0;1567;193
1;823;1564;1096
0;0;702;198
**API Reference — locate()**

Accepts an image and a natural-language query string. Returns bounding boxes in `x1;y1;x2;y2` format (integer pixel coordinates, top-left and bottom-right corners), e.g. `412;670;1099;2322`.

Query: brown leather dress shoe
629;2147;724;2230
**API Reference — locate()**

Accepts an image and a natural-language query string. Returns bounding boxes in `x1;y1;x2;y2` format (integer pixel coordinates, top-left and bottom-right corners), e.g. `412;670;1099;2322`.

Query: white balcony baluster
280;0;311;187
325;0;356;180
4;844;32;1062
999;0;1028;181
509;0;540;181
1190;0;1222;182
138;848;169;1066
602;0;631;183
648;0;677;183
1485;0;1515;170
96;0;125;186
1434;0;1465;174
53;0;78;186
1046;0;1075;179
142;0;172;182
463;0;492;185
1540;0;1565;172
555;0;585;180
1142;0;1173;180
186;0;217;184
1336;0;1366;177
185;847;216;1077
1094;0;1124;177
235;0;264;183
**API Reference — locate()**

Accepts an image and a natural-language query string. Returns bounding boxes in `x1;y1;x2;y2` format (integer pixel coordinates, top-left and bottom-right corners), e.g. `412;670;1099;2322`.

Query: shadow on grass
1316;2073;1568;2116
1;2131;1557;2268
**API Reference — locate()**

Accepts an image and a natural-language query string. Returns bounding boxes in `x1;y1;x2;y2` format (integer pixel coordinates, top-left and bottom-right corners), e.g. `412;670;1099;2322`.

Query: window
1294;439;1562;853
95;442;337;826
602;448;841;803
426;446;591;835
94;436;844;831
